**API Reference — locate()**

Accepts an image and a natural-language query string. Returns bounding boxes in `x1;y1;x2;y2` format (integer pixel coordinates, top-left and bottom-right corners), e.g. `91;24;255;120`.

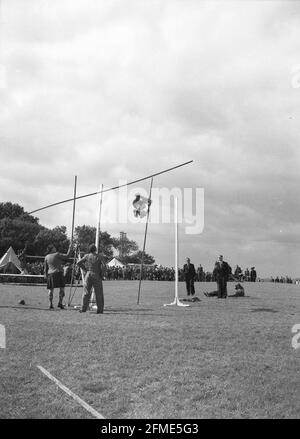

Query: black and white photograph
0;0;299;423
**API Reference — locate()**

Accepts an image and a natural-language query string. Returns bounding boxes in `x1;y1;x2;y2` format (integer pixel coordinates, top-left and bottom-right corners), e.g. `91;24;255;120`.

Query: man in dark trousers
213;255;231;299
183;257;196;296
77;244;104;314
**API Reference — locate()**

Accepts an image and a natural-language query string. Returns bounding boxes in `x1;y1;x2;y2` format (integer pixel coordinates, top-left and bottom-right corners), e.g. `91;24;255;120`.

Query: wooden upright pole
71;176;77;243
95;184;104;252
90;185;104;310
137;177;153;305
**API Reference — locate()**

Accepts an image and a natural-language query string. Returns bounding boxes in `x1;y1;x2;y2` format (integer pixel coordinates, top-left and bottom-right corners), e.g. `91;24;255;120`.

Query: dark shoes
96;309;103;314
49;303;65;309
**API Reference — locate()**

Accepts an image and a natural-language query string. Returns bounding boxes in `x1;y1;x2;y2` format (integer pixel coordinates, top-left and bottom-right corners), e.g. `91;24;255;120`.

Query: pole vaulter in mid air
28;160;193;306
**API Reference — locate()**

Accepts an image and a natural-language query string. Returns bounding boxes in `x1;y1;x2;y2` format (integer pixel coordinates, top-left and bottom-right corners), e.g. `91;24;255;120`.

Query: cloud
1;0;299;276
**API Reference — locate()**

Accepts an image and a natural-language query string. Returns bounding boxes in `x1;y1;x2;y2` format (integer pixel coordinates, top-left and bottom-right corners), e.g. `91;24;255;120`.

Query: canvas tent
0;247;22;274
107;257;124;268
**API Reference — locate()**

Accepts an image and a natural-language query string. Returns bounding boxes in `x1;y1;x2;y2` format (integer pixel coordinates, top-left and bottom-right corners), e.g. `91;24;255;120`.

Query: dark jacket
183;263;196;280
213;261;231;281
250;269;257;281
77;253;103;278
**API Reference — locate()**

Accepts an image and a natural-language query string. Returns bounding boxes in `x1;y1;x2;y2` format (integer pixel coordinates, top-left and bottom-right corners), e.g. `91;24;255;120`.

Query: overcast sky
1;0;300;276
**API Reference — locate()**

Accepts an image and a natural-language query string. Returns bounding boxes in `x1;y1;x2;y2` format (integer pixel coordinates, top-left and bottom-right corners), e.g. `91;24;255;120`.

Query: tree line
0;202;155;264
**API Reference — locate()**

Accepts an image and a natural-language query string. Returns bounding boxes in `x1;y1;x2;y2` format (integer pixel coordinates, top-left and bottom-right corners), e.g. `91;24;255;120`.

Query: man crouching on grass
44;242;73;310
77;244;104;314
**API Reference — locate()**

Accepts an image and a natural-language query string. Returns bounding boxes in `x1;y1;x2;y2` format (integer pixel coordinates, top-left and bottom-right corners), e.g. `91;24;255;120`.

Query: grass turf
0;280;299;419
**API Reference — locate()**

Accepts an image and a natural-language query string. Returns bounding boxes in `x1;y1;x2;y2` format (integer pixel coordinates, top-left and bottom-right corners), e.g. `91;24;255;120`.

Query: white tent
107;257;124;268
0;247;22;274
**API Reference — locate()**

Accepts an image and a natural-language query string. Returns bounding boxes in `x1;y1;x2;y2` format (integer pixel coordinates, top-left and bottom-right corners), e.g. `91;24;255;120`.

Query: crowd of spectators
26;261;45;275
233;265;258;282
0;259;296;285
12;261;218;282
103;265;219;281
270;276;293;284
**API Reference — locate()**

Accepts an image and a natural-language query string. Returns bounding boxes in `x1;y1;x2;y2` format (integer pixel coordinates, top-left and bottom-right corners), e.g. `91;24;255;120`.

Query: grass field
0;280;299;419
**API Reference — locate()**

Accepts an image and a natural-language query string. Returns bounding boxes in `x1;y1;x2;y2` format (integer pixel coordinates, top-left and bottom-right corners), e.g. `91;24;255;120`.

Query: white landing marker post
90;184;103;311
164;197;189;308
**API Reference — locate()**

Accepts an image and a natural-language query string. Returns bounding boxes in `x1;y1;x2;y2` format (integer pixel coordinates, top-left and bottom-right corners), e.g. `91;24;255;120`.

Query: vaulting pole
137;177;153;305
164;197;189;307
68;245;81;307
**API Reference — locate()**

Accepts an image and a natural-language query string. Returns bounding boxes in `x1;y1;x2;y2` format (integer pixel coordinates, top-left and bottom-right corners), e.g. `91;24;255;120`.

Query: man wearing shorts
44;242;73;309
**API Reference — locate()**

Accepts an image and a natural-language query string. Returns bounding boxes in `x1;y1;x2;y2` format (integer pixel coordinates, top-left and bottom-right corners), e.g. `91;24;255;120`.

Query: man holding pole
44;242;73;309
77;244;104;314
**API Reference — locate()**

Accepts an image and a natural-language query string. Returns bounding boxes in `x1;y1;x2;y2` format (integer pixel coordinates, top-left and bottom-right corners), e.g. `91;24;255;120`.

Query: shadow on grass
104;312;169;317
0;305;49;311
251;308;279;313
105;307;154;313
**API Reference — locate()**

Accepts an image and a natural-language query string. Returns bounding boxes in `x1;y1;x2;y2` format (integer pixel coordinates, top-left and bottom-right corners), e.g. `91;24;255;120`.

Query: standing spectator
183;257;196;296
18;243;29;275
44;242;73;309
205;272;211;282
244;267;250;281
77;244;104;314
250;267;257;282
197;264;204;282
213;255;231;299
234;265;242;281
